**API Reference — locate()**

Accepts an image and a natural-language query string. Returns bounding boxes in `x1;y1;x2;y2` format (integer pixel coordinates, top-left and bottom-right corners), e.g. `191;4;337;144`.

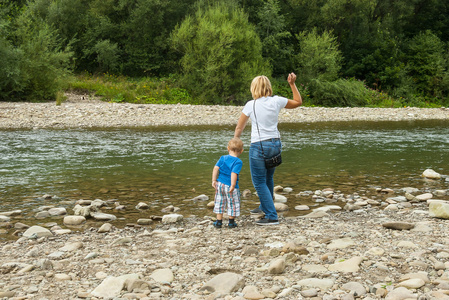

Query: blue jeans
249;138;281;220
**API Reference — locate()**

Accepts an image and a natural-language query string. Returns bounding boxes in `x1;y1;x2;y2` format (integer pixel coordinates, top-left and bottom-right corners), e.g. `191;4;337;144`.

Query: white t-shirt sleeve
242;100;254;117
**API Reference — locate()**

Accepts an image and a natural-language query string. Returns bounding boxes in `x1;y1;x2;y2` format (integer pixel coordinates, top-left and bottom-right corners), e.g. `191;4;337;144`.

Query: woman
234;73;302;225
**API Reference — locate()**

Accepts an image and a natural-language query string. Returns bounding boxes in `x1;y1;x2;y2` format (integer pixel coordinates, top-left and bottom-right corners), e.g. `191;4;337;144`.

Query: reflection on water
0;120;448;228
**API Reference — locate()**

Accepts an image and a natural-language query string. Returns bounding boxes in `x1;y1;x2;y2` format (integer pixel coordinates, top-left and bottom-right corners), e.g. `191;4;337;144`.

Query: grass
67;73;445;108
68;73;196;104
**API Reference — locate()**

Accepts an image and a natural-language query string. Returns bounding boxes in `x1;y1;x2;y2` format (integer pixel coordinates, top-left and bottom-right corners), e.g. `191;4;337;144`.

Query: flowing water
0;120;448;233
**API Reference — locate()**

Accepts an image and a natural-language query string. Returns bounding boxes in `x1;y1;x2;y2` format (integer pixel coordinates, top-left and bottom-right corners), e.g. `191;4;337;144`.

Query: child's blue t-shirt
215;155;243;189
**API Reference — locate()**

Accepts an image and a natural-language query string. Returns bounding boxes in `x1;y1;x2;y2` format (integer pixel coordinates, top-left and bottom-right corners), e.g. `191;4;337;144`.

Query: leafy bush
296;29;343;83
171;1;271;105
308;78;372;107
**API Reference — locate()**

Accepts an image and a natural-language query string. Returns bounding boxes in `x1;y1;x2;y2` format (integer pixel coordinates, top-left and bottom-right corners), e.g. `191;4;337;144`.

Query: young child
211;137;244;228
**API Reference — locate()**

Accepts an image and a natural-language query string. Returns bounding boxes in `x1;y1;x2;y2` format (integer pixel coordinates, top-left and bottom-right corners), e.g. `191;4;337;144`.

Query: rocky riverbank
1;176;449;299
0;93;448;128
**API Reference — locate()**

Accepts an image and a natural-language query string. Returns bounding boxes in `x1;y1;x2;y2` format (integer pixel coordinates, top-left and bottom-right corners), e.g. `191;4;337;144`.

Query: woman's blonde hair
250;75;273;99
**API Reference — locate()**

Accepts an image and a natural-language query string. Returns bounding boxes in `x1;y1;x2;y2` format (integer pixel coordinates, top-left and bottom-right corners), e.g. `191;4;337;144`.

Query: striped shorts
214;182;241;217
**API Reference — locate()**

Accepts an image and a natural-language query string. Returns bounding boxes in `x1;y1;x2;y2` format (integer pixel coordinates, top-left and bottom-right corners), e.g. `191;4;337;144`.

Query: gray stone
59;242;83;252
300;210;329;218
150;268;174;283
296;278;335;291
429;201;449;219
341;282;366;296
63;215;86;225
199;272;245;294
23;225;52;238
192;194;209;201
35;211;50;219
274;202;288;211
328;256;363;273
0;210;22;216
91;212;116;221
422;169;441;179
48;207;67;216
385;287;417;300
268;258;286;274
98;223;112;233
135;202;149;209
0;215;11;222
73;204;93;217
382;222;415;230
137;219;153;225
327;238;355;249
91;274;140;299
416;193;433;201
162;214;183;223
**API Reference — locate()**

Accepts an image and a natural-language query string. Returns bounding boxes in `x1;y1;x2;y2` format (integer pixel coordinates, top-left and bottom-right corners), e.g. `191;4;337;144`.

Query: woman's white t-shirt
242;96;288;143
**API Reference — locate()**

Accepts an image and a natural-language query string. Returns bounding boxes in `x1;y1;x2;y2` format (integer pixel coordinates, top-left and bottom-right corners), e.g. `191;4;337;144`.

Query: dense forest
1;0;448;106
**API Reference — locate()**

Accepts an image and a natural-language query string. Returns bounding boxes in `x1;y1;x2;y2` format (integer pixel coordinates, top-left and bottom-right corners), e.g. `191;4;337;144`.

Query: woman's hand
287;73;297;85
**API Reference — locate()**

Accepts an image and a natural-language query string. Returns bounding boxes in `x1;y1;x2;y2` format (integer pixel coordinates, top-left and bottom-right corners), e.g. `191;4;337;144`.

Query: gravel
0;93;448;129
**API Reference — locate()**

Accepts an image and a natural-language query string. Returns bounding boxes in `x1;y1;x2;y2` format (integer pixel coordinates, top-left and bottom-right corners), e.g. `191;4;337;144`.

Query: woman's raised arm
285;72;302;109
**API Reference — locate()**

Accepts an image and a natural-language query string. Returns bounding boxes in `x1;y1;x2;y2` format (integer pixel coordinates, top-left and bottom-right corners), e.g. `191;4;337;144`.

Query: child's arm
212;166;219;189
229;172;238;193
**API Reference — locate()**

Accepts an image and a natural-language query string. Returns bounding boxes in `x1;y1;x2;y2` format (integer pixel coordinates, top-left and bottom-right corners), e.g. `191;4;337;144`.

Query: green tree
256;0;293;76
295;28;342;83
171;1;271;104
406;30;447;98
0;0;72;101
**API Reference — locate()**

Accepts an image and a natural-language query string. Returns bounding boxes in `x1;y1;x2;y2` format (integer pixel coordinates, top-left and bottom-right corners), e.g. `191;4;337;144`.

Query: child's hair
228;137;243;153
251;75;273;99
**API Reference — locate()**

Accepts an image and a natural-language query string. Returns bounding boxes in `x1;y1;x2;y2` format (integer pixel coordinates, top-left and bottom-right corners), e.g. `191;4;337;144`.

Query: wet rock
135;202;149;209
91;212;116;221
274;193;287;203
0;215;11;222
295;205;310;211
73;204;93;217
162;214;183;223
98;223;112;233
423;169;441;179
35;211;50;219
63;215;86;225
0;210;22;216
192;194;209;201
274;202;288;211
136;219;153;225
48;207;67;216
